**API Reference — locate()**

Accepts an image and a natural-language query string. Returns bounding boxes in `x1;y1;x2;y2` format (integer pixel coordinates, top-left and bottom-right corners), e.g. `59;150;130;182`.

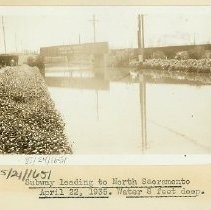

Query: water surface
46;66;211;154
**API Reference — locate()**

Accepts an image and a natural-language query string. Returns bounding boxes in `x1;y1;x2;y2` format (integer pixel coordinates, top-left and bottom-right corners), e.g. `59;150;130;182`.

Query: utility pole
79;34;81;44
2;16;7;53
141;15;145;49
137;14;145;62
89;15;98;43
15;33;18;52
138;15;141;48
193;33;196;45
20;40;23;53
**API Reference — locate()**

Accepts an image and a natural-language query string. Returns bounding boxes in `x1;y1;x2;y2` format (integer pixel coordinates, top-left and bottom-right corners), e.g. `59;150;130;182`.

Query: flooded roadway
45;65;211;154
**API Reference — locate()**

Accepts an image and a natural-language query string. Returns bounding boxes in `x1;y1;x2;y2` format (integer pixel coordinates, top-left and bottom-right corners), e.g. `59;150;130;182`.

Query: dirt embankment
0;65;72;154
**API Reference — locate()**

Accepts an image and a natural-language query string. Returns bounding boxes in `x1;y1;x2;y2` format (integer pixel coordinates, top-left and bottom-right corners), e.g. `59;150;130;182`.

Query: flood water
45;65;211;154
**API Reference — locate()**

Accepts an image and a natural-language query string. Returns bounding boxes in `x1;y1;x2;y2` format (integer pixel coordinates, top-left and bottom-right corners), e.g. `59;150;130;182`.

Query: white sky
0;6;211;53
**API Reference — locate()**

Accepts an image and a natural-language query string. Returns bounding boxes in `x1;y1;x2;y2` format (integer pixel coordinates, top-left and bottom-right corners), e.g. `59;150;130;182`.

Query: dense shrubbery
188;46;205;59
203;50;211;59
175;51;190;60
142;58;211;72
151;51;166;59
148;46;209;60
0;65;72;154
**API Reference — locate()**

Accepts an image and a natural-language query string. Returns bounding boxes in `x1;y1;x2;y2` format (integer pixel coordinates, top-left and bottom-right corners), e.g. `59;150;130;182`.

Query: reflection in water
139;75;147;153
45;66;211;154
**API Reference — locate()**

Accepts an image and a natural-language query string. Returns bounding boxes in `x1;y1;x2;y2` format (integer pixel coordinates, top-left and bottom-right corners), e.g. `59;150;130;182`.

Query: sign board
40;42;109;57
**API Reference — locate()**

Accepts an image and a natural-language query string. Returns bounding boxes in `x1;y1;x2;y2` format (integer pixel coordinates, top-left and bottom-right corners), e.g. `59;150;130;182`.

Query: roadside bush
142;58;211;73
189;46;205;59
175;51;189;60
0;65;72;154
203;50;211;59
152;51;166;59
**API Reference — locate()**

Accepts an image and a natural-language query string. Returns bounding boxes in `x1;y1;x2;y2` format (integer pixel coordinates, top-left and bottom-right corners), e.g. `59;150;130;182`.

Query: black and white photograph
0;6;211;155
